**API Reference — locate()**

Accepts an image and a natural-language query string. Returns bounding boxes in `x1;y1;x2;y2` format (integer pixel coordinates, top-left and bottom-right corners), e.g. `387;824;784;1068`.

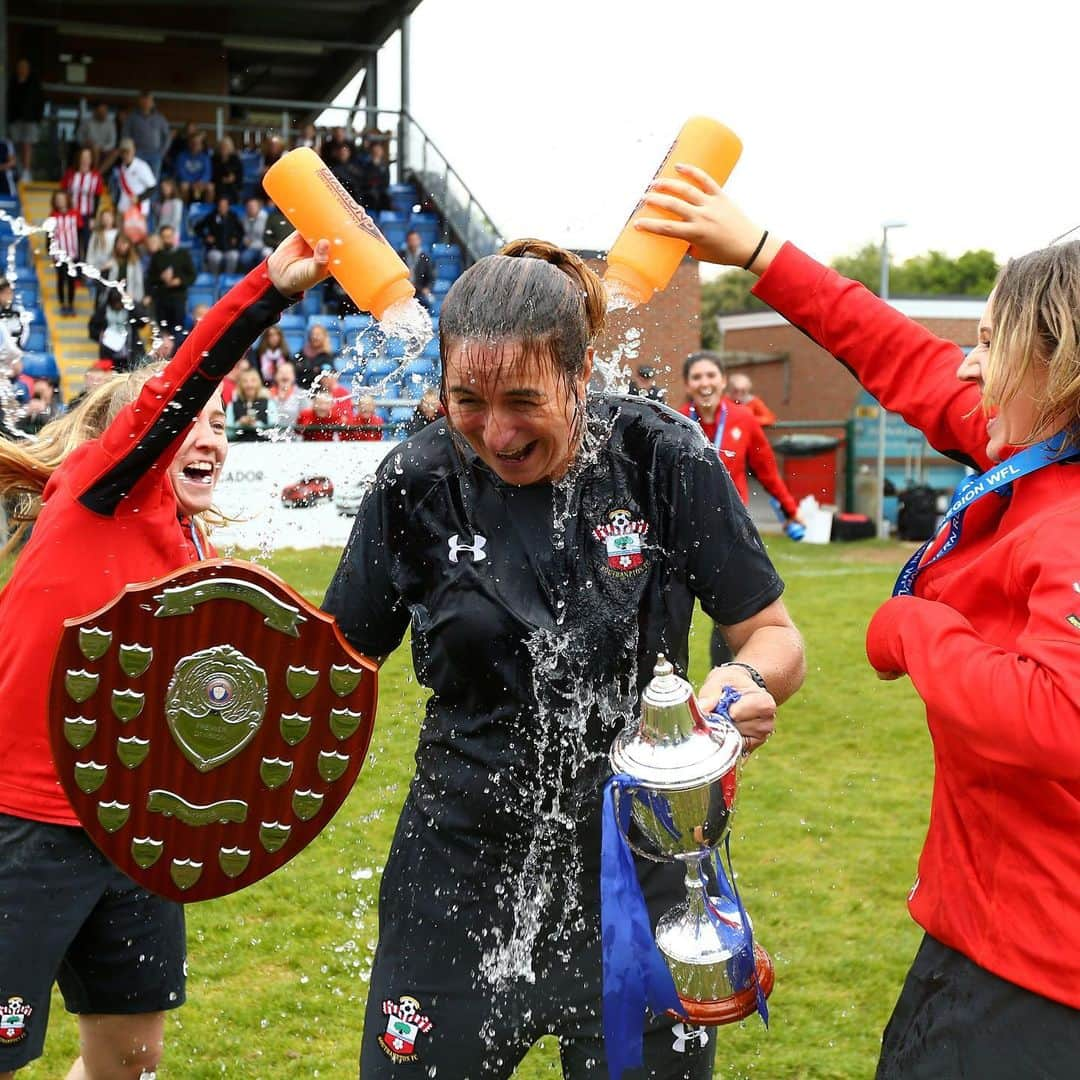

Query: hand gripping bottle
770;497;806;541
261;146;414;320
605;117;743;307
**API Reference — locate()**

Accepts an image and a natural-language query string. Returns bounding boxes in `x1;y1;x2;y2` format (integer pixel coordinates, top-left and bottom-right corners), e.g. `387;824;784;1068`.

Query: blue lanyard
189;519;205;561
893;434;1077;597
688;402;729;457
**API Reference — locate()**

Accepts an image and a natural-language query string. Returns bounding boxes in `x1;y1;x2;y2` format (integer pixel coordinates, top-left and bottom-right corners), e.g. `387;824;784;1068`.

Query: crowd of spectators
2;74;456;441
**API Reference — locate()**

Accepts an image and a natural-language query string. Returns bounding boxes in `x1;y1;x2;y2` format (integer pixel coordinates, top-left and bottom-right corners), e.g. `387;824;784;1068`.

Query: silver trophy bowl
609;654;773;1024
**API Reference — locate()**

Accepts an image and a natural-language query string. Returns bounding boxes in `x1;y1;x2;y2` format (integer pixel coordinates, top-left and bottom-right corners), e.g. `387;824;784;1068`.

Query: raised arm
638;165;992;472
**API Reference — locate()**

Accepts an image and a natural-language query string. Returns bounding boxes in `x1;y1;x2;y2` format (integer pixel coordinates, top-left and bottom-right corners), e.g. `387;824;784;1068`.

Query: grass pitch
25;539;931;1079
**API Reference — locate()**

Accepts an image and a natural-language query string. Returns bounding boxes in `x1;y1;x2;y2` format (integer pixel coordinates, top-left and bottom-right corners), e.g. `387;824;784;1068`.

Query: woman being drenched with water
324;239;805;1078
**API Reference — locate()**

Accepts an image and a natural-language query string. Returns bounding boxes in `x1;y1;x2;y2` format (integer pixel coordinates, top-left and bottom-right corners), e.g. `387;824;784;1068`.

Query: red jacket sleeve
743;412;799;517
752;243;991;472
866;536;1080;780
747;397;777;427
74;261;293;515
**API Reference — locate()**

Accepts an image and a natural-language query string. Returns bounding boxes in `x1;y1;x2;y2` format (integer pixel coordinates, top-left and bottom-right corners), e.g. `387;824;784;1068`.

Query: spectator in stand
155;177;184;236
295;323;335;388
162;121;198;180
75;102;118;173
218;356;253;407
46;191;82;317
7;59;43;181
90;288;136;370
679;351;803;666
729;371;777;427
174;132;213;205
297;123;321;153
296;388;354;442
101;233;149;323
0;278;30;349
17;377;63;435
195;196;243;275
147;225;195;331
65;358;113;411
270;359;302;430
115;139;157;239
251;325;288;384
0;135;18;198
315;364;351;402
239;197;271;271
256;135;286;201
328;142;363;201
403;386;445;436
357;140;391;213
226;366;277;441
62;147;104;259
85;208;119;283
263;202;292;251
121;91;170;178
400;229;435;310
211;136;244;205
320;126;353;164
351;393;384;441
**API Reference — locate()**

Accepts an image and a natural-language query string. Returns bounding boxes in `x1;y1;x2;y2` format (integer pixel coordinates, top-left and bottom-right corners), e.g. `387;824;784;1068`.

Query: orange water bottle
605;117;743;306
262;146;414;319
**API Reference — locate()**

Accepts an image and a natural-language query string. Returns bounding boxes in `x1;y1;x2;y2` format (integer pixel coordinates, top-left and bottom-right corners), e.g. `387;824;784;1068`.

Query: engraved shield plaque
49;559;378;903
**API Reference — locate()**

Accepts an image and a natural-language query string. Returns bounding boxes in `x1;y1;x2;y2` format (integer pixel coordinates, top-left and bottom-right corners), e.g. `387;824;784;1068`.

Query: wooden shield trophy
48;559;378;903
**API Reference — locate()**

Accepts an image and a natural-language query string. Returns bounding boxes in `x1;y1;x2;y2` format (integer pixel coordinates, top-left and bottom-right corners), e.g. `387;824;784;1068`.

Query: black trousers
877;934;1080;1079
55;266;75;308
154;291;187;332
359;800;718;1079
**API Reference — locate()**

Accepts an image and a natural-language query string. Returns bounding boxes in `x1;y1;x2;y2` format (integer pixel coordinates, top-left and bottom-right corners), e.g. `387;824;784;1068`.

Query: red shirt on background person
728;372;778;427
679;352;800;520
350;393;384;441
296;391;356;441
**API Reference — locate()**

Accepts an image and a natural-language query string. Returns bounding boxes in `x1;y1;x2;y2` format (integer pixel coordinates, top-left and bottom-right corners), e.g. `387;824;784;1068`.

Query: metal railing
399;110;504;262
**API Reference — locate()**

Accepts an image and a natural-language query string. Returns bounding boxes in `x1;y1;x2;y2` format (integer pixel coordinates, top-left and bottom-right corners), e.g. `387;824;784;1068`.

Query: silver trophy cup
610;654;773;1025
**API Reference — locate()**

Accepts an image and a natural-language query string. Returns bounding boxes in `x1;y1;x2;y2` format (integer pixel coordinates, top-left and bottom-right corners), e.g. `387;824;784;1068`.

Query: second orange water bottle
605;117;743;307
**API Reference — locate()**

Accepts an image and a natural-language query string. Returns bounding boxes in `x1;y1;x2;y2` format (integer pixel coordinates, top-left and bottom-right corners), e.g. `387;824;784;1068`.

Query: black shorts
0;813;186;1071
877;933;1080;1079
359;800;718;1079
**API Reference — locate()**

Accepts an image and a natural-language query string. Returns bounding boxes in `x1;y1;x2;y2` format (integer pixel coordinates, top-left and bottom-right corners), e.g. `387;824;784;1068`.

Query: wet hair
986;240;1080;448
0;365;224;553
438;239;607;453
682;350;726;382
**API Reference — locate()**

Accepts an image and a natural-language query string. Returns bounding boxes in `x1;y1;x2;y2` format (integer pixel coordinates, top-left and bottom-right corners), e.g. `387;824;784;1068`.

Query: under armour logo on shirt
671;1022;709;1053
448;534;487;564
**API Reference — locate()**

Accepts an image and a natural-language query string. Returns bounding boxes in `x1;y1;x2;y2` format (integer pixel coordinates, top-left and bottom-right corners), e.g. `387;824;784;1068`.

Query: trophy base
667;943;775;1026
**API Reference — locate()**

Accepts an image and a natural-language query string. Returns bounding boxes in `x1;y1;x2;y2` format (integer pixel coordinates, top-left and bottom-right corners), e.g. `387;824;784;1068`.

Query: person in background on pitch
680;349;803;665
0;231;328;1080
728;371;776;427
638;161;1080;1079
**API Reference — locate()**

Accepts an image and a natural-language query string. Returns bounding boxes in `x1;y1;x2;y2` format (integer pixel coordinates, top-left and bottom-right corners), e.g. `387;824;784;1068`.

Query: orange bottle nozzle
261;146;415;320
605;117;743;307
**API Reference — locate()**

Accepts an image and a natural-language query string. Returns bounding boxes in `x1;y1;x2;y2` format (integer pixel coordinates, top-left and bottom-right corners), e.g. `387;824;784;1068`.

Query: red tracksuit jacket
0;262;290;826
755;242;1080;1008
678;398;799;518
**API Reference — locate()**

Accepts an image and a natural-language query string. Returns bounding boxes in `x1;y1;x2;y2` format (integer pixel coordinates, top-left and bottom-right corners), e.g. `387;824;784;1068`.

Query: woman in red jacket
0;232;328;1079
638;167;1080;1076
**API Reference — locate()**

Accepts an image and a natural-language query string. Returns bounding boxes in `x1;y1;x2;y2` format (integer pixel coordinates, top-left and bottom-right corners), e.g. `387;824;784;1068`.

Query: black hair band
742;230;769;272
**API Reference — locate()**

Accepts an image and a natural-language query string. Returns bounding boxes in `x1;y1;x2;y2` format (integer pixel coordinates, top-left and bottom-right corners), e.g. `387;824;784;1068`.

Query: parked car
281;475;334;508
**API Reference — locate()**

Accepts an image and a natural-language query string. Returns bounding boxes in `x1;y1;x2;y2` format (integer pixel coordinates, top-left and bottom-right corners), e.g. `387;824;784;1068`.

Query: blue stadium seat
0;197;19;215
387;184;418;214
187;286;216;312
281;328;304;354
277;312;306;331
301;281;326;316
365;356;399;379
21;352;58;380
405;357;435;379
217;274;244;298
381;224;409;252
343;313;374;334
421;337;440;361
378;210;408;226
24;323;47;352
432;279;453;298
410;222;440;248
194;272;217;287
186;204;213;233
389;406;414;424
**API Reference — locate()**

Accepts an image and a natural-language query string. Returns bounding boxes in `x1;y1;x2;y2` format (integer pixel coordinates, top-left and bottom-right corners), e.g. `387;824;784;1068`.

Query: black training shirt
323;395;783;869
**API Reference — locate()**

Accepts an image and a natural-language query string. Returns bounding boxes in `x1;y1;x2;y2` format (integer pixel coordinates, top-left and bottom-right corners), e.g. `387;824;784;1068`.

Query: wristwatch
720;661;768;692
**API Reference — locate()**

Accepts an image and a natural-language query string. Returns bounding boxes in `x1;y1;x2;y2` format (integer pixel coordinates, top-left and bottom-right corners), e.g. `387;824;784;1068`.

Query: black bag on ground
898;485;939;541
831;513;876;541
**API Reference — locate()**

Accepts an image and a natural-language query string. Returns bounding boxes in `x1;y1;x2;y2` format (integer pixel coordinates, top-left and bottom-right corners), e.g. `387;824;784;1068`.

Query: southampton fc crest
593;508;649;576
378;995;434;1062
